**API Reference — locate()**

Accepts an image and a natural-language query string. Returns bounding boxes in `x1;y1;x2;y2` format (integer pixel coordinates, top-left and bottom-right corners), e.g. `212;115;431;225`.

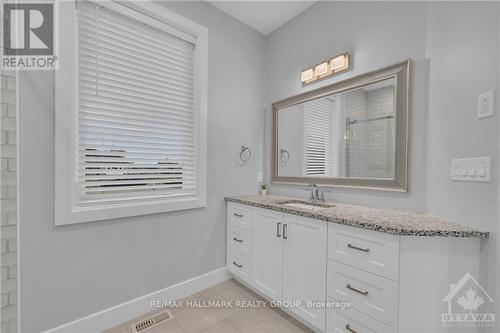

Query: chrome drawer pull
232;261;242;268
345;324;357;333
233;213;244;218
232;237;243;243
347;284;369;296
347;243;370;253
277;222;282;238
283;224;288;239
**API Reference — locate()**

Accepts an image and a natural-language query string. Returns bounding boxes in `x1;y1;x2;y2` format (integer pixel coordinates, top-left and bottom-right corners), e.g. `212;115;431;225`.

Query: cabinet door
251;208;283;301
282;214;327;331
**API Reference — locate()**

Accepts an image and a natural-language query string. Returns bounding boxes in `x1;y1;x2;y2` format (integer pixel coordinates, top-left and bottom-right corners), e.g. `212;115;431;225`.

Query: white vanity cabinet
251;208;283;301
325;223;481;333
226;203;252;281
226;201;482;333
326;224;400;332
227;203;327;332
282;214;327;330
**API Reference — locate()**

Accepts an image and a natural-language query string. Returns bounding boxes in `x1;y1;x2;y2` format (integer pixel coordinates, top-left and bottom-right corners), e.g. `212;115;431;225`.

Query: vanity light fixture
301;53;350;84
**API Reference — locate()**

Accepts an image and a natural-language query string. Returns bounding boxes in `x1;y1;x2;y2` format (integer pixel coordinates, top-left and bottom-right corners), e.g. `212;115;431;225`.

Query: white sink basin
283;202;327;211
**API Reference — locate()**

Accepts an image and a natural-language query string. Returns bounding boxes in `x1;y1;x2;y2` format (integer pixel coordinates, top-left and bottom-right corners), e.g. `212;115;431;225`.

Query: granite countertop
224;195;489;238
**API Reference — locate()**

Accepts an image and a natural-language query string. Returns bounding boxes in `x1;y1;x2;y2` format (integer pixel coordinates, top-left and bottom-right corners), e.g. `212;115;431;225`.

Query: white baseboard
42;267;230;333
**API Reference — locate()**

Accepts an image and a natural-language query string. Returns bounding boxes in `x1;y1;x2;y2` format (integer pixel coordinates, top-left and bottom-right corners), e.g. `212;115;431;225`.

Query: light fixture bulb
330;54;349;72
314;62;329;77
301;68;314;83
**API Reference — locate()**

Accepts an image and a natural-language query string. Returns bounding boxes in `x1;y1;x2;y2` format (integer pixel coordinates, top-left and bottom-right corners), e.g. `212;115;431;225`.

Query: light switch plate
451;157;491;182
478;90;495;119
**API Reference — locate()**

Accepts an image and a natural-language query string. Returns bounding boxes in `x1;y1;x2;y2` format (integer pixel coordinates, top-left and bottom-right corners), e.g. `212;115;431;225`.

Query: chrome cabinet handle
347;243;369;253
347;284;369;296
232;261;242;268
283;224;288;239
345;324;357;333
277;222;282;238
233;237;243;243
233;213;244;218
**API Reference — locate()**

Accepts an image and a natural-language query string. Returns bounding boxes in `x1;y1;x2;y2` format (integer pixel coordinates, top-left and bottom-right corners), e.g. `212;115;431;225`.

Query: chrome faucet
307;184;330;202
319;188;330;202
308;184;319;201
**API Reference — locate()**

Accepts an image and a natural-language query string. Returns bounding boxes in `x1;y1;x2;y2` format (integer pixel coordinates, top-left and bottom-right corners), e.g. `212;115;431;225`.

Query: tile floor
103;279;314;333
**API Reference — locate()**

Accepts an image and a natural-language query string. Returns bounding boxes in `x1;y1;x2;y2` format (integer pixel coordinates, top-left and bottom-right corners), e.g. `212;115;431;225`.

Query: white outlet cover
478;90;495;119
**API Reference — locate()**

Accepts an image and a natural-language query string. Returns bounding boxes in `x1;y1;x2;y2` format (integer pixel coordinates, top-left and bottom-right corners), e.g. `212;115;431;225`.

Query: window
304;98;334;176
55;1;207;225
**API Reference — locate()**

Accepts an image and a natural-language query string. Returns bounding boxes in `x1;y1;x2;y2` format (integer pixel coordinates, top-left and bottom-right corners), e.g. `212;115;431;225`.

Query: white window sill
55;196;206;226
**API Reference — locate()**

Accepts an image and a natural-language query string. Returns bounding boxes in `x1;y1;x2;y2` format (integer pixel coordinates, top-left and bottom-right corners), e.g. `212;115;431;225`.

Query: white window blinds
304;99;333;176
76;0;197;201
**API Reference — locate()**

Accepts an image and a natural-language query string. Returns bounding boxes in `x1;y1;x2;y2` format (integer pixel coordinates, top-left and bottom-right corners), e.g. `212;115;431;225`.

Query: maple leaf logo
457;288;485;313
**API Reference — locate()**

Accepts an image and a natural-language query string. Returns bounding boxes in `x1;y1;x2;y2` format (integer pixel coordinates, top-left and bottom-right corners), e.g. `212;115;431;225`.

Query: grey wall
424;2;499;313
18;2;266;331
266;1;429;211
497;2;500;326
266;1;499;315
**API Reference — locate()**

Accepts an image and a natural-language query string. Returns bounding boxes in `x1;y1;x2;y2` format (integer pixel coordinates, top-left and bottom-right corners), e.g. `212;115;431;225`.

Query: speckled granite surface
224;195;489;238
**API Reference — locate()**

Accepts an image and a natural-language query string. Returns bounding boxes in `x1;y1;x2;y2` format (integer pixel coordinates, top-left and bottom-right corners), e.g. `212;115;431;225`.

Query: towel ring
240;146;252;163
280;149;290;163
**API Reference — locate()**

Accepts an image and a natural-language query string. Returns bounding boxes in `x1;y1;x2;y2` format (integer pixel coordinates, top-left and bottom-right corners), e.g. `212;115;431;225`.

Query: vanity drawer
328;224;399;281
327;304;397;333
227;250;250;281
228;225;251;257
327;260;398;328
228;203;252;231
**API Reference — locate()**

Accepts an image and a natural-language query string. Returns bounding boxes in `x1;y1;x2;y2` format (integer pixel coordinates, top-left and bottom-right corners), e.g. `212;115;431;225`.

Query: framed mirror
272;60;410;191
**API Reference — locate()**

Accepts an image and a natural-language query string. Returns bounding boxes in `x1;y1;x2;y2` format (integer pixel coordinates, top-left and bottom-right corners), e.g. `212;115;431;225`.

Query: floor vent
130;310;173;333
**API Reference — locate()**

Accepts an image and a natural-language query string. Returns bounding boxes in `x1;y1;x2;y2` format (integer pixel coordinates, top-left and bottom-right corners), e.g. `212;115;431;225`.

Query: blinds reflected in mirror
304;98;335;176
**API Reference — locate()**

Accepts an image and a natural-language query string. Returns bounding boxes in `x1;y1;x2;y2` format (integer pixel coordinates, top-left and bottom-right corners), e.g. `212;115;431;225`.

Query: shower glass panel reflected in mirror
277;78;396;179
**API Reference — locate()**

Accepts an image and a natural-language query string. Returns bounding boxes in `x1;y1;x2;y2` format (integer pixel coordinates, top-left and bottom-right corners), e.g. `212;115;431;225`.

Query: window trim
55;0;208;226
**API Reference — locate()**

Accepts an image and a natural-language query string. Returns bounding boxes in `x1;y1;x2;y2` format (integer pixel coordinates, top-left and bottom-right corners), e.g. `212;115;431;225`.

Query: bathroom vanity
225;195;488;333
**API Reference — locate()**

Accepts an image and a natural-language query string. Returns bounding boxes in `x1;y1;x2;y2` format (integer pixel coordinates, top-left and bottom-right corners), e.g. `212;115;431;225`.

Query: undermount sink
277;200;335;211
283;202;327;211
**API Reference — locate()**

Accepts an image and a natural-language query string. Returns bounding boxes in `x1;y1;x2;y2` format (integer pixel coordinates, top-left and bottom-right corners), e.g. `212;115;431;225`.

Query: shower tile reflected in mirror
277;78;396;179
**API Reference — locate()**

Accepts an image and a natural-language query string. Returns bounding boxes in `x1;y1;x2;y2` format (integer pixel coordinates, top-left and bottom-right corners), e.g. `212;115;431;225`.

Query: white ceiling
207;1;317;35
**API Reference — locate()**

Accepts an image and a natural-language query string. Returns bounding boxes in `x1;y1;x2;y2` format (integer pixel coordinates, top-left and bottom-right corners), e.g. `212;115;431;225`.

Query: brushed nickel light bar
301;53;350;84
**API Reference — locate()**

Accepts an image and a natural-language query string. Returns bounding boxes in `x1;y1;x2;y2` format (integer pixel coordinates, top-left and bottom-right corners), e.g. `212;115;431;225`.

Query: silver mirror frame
271;60;411;192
